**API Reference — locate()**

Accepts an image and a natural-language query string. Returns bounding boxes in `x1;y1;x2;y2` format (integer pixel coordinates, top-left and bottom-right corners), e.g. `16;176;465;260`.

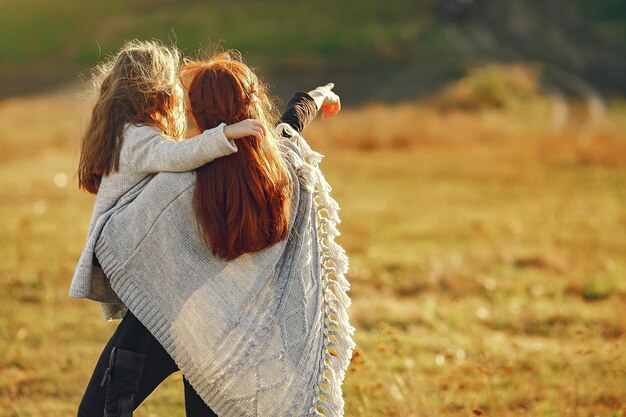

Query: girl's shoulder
121;122;169;144
123;122;161;135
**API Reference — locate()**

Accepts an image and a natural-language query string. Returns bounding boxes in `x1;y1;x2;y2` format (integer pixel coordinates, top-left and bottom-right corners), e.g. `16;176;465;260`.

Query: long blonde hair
78;40;186;193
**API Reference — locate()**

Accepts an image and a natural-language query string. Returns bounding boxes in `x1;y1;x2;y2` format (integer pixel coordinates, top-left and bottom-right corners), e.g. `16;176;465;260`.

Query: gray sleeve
122;124;237;174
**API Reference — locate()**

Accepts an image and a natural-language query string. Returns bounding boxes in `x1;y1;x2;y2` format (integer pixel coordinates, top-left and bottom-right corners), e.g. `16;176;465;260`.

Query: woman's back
93;123;354;416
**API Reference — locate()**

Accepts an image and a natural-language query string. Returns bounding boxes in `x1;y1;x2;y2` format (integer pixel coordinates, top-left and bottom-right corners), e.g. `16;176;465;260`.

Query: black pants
77;311;218;417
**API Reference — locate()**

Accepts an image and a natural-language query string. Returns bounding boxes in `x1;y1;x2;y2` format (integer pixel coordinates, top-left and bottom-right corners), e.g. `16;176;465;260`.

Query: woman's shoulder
276;123;323;167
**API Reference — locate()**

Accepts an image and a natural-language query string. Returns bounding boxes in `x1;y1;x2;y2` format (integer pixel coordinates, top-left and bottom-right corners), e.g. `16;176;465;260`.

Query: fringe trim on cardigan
281;125;356;417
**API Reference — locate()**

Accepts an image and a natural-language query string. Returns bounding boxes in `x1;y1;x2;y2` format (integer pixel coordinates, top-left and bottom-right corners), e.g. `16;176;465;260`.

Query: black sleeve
280;92;319;134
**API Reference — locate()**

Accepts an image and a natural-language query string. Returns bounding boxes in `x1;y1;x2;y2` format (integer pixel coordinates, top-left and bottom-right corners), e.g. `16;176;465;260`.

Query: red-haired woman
75;52;352;417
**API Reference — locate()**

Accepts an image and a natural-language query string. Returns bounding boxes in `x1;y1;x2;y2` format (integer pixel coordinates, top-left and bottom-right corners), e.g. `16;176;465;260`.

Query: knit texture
69;122;237;306
92;124;355;416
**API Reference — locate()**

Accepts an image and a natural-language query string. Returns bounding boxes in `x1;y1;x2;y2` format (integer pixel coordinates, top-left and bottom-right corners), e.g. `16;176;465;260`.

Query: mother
77;52;354;417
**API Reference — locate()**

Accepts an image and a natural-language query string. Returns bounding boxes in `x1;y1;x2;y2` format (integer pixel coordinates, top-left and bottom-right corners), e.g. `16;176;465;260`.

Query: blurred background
1;1;625;416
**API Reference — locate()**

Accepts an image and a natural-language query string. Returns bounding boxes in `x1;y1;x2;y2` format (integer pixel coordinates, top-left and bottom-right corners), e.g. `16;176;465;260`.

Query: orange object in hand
321;102;340;120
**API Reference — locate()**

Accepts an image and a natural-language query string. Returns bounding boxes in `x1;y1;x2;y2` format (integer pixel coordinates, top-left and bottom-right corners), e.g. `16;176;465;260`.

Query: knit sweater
69;123;237;303
92;124;354;416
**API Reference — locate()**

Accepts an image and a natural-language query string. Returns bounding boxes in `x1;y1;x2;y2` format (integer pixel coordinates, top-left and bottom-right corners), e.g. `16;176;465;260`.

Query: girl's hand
224;119;267;140
309;83;341;120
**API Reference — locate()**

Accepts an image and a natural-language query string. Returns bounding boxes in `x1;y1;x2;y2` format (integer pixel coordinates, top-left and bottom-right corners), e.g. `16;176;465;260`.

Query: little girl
69;40;265;308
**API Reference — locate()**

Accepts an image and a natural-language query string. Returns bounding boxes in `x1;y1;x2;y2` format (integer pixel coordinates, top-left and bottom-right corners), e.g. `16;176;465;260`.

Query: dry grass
1;89;625;417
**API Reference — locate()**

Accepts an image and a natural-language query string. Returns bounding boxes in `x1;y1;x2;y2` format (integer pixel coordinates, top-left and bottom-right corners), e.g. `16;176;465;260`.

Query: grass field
0;87;625;416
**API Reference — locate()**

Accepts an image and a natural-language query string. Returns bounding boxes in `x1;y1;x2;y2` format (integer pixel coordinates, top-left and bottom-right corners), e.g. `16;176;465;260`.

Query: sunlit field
1;79;625;416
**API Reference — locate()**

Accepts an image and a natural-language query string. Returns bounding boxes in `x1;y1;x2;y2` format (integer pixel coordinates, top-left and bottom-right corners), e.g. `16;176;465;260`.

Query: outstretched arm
280;83;341;133
280;93;318;134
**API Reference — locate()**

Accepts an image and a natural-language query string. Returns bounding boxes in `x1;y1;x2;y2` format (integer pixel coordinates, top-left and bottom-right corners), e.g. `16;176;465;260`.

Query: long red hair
180;52;291;260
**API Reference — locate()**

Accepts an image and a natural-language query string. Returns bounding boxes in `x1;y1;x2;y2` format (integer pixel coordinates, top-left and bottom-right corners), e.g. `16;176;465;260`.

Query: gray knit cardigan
69;122;237;306
84;124;354;416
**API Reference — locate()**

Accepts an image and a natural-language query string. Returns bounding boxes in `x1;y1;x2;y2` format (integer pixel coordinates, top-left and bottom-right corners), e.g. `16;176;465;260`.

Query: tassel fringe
279;125;356;417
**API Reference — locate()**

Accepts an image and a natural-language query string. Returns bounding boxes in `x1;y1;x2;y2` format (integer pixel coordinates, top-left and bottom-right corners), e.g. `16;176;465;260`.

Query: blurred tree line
0;0;623;102
440;0;626;98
